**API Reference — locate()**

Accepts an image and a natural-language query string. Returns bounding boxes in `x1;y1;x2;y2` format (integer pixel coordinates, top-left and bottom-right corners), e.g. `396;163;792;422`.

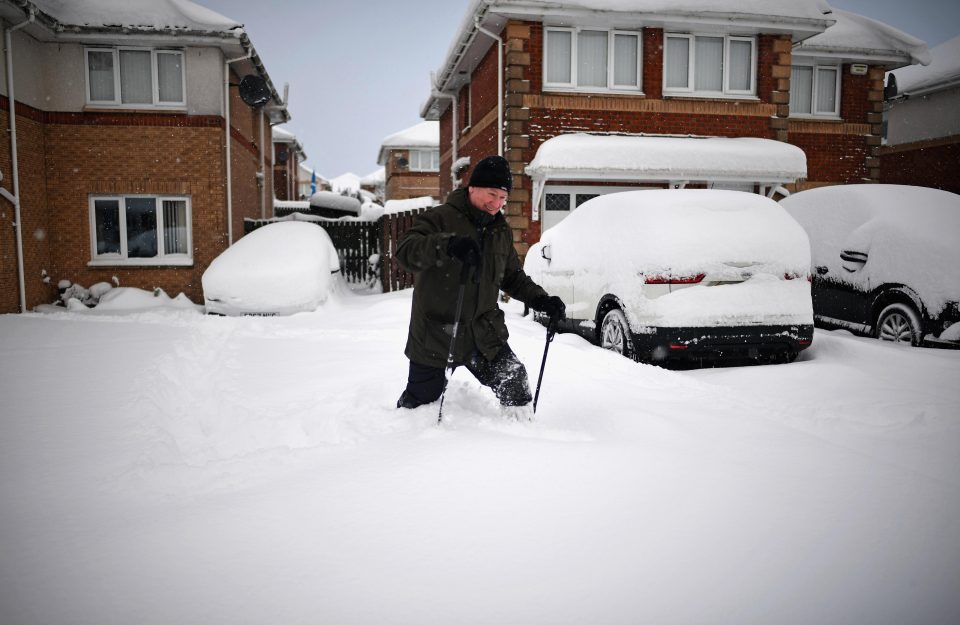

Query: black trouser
399;344;532;408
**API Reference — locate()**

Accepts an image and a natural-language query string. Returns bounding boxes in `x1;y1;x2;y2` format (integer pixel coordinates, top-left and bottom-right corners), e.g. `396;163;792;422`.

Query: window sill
789;115;843;122
663;93;760;102
88;258;194;268
544;87;645;97
83;105;188;114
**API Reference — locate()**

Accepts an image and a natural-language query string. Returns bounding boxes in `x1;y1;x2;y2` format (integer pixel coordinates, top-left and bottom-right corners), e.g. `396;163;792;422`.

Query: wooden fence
244;209;426;292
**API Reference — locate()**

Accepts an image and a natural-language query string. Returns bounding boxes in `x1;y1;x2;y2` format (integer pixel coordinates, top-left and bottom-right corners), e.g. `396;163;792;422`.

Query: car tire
600;308;635;359
876;303;922;346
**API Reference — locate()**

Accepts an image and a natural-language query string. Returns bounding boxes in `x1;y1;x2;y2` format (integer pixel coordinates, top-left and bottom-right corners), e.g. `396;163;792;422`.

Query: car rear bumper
634;323;814;362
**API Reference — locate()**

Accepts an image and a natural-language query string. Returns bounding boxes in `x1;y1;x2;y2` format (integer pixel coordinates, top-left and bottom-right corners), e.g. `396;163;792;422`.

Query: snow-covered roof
360;168;386;185
377;121;439;165
297;163;327;183
422;0;835;118
890;35;960;96
27;0;240;32
795;9;930;69
329;173;361;194
526;134;807;184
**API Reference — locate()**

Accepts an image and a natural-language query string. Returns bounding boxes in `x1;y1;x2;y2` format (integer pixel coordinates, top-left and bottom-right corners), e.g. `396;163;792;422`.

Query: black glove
446;235;481;267
532;295;566;322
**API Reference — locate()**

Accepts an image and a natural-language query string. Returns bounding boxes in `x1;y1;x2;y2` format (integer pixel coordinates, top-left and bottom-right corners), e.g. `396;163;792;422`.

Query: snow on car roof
529;189;810;277
309;191;361;215
525;134;807;184
780;185;960;314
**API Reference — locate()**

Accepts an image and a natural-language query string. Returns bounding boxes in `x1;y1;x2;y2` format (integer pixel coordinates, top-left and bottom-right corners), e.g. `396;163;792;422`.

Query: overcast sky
198;0;959;180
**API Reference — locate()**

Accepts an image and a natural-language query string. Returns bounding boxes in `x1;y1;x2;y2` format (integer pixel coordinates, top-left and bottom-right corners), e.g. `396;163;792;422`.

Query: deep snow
1;288;958;625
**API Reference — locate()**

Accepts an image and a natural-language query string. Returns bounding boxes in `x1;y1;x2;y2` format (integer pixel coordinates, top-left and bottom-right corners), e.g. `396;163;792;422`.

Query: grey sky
199;0;959;180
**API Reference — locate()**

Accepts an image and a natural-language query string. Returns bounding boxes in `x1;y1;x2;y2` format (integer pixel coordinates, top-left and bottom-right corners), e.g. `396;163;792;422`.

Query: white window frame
84;47;187;109
662;34;757;98
88;195;193;266
409;149;440;172
543;26;643;94
789;61;842;119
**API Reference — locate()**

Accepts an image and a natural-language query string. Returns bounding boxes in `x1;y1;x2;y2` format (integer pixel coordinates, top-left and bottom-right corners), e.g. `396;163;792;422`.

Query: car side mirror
540;244;552;262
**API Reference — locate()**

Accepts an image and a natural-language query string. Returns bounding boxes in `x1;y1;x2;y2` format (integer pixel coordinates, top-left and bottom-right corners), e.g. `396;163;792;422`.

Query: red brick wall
790;131;869;183
881;138;960;194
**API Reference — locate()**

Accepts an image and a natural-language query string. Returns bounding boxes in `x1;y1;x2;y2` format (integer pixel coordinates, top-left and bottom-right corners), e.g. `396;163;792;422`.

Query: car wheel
600;308;634;358
876;303;922;346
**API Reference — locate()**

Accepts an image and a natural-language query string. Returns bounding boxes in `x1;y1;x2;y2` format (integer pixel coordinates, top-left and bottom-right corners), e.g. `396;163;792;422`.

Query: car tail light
645;273;705;284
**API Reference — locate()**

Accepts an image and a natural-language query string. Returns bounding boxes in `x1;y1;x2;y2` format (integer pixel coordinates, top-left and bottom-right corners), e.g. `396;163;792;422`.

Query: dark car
781;185;960;347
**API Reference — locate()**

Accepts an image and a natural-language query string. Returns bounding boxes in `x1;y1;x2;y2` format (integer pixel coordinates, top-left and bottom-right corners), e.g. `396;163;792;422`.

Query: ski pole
532;315;559;413
437;260;473;424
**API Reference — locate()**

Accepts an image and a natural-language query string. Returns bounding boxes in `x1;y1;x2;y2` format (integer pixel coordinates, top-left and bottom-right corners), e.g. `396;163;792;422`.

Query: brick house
0;0;288;313
420;0;930;255
376;120;441;203
881;35;960;195
272;125;307;201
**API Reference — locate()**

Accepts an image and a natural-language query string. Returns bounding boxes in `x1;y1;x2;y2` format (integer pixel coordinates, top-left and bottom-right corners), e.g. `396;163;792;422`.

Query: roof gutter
2;5;36;313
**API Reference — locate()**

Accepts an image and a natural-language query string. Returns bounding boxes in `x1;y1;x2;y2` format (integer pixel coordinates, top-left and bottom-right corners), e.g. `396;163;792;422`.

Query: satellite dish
397;157;409;169
277;148;288;163
238;74;272;108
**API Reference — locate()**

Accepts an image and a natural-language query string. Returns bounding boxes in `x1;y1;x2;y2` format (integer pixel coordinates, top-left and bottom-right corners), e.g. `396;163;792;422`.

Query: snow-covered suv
781;184;960;347
524;189;814;365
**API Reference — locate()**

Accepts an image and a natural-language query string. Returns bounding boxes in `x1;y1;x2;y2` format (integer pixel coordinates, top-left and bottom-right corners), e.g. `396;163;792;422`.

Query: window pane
545;194;570;211
157;52;183;103
665;37;689;89
575;194;599;207
119;50;153;104
728;40;752;91
816;67;838;113
577;30;608;88
790;66;813;114
613;34;639;87
695;37;723;91
546;30;572;84
88;51;115;101
126;198;157;258
430;150;440;170
163;200;188;254
94;199;121;255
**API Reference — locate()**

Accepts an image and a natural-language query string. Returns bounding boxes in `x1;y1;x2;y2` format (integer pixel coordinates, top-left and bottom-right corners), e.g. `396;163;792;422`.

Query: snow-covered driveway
1;289;958;625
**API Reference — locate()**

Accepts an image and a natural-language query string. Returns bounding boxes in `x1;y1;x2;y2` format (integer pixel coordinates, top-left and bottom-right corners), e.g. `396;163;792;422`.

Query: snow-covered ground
1;288;958;625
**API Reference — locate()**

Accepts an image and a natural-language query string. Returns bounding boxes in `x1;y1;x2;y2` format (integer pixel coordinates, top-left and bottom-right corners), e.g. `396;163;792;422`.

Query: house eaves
421;0;836;120
0;0;290;123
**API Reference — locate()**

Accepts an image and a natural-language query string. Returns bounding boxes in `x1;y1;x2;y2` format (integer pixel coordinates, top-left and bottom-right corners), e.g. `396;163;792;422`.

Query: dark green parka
397;188;548;368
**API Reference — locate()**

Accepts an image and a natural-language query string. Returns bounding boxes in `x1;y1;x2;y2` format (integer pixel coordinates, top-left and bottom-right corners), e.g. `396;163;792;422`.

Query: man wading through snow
395;155;566;420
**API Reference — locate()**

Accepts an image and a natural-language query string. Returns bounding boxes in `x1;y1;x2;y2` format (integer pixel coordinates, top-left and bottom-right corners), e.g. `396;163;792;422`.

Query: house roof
360;167;386;185
298;163;327;184
421;0;836;119
525;133;807;183
272;126;306;161
794;9;930;69
1;0;289;123
376;121;439;165
889;35;960;96
329;172;361;194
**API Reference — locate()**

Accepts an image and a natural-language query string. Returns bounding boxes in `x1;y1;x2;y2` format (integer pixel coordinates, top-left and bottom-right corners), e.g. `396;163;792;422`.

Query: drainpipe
431;72;458;189
258;109;266;218
474;18;503;156
3;8;35;313
223;51;252;246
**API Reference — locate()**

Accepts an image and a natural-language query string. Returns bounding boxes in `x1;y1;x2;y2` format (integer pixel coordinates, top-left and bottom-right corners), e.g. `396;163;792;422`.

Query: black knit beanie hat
468;155;512;193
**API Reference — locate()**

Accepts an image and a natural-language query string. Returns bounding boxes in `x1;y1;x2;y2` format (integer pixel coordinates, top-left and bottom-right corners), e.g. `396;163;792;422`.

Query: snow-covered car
202;221;343;316
780;184;960;347
524;189;814;364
